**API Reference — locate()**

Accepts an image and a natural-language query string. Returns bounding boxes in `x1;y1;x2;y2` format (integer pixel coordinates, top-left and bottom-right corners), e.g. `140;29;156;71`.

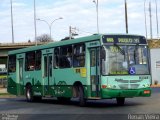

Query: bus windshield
102;45;149;75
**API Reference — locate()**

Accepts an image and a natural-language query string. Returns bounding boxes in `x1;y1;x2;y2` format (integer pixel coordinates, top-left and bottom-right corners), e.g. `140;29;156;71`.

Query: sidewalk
0;88;16;98
151;84;160;88
0;88;7;93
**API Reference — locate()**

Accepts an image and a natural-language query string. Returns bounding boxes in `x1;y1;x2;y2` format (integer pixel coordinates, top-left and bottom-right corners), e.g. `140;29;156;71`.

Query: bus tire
116;97;125;106
26;85;33;102
57;97;71;103
78;86;86;107
33;96;42;102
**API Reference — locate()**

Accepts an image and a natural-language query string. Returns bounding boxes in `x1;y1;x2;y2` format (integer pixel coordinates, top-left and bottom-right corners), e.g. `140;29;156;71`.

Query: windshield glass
103;45;149;75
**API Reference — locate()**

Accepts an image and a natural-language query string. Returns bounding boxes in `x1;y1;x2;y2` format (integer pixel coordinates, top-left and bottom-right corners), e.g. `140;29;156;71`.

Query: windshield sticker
129;67;136;75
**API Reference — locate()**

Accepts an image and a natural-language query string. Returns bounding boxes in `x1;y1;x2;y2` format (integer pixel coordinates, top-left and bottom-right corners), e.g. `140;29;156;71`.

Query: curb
0;95;16;98
151;85;160;88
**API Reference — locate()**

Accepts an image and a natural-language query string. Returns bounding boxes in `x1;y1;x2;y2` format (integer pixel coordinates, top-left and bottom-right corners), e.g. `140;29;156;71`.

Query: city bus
7;34;151;106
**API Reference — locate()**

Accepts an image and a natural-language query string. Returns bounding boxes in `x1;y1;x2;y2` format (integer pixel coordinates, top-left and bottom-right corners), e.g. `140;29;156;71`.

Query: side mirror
102;59;106;75
101;48;106;60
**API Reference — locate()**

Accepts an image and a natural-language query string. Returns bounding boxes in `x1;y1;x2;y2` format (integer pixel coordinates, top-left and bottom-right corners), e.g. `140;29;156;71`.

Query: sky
0;0;159;43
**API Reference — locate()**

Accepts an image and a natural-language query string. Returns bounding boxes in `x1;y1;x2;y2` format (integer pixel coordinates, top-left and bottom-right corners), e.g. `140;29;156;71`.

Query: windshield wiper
114;44;125;55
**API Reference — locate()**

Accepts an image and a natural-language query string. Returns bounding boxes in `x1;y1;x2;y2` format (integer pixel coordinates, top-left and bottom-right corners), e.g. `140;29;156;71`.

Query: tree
36;34;53;42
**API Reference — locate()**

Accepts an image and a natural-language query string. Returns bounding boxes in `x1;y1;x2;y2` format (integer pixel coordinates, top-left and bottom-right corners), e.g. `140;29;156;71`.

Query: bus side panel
7;73;17;95
53;68;88;98
32;71;43;96
23;70;43;96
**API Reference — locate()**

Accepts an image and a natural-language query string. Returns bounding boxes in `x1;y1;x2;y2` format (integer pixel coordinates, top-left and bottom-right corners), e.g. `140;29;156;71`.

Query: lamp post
149;1;153;39
34;0;37;46
37;17;63;39
155;0;159;38
144;0;148;38
93;0;99;34
124;0;128;34
10;0;14;43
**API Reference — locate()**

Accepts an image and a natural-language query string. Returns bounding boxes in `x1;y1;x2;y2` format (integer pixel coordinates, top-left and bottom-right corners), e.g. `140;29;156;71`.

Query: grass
0;93;11;96
0;92;16;98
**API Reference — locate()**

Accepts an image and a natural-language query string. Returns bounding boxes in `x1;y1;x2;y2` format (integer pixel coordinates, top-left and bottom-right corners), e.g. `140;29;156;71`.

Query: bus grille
118;84;140;89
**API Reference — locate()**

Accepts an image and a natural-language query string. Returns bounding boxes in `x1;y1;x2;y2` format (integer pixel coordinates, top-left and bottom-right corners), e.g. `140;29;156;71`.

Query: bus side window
25;52;35;71
8;55;16;73
73;44;85;67
54;48;59;69
35;50;41;70
59;45;73;68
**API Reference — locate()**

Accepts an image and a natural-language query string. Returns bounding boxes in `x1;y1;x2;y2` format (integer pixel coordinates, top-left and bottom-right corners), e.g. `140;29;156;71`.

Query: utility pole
155;0;159;39
34;0;37;46
125;0;128;34
69;26;78;39
144;0;148;38
10;0;14;43
69;26;72;40
149;1;153;39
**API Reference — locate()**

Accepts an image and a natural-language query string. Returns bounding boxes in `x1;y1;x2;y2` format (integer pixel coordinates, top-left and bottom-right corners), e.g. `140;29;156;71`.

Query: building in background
148;39;160;86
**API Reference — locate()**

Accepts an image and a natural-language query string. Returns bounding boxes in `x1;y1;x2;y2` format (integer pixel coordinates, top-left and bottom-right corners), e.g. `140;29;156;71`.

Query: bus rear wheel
26;85;33;102
116;97;125;106
57;97;71;103
78;86;86;107
26;85;42;102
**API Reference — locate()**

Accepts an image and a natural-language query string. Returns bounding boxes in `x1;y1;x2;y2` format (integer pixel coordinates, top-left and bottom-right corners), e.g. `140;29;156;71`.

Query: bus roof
8;34;145;55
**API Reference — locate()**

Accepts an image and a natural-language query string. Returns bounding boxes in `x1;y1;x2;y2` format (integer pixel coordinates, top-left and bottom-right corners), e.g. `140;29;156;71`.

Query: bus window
49;56;52;76
25;52;35;71
44;56;48;77
8;55;16;73
59;45;73;68
66;46;73;67
91;50;96;67
54;48;60;68
73;44;85;67
35;51;41;70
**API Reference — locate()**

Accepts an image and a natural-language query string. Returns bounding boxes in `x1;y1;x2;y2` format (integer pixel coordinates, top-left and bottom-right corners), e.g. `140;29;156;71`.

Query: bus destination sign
102;35;147;44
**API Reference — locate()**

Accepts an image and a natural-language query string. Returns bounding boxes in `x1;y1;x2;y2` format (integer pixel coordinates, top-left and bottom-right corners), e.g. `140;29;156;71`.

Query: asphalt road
0;88;160;120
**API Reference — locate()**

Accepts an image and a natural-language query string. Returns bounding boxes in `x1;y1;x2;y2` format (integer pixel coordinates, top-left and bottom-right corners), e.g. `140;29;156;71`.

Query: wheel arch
25;82;32;88
72;81;84;97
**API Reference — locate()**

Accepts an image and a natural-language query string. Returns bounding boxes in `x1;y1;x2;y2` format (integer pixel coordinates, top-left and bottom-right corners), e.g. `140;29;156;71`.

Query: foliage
36;34;53;42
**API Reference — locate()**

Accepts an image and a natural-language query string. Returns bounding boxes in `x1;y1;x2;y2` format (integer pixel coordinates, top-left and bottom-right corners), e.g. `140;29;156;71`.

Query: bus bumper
101;87;151;99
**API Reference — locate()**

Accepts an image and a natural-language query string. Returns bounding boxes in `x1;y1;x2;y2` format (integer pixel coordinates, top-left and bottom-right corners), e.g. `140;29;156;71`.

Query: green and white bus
7;34;151;106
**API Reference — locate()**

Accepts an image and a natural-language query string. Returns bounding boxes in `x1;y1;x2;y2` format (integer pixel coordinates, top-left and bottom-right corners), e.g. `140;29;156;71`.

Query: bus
7;34;151;106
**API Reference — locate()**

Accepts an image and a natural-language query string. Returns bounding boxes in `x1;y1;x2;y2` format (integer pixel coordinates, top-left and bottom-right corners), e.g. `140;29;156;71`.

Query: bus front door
18;58;24;95
90;48;100;97
43;54;52;95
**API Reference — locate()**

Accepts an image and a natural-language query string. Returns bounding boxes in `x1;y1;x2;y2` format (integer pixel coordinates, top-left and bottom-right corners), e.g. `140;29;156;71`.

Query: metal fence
0;77;7;88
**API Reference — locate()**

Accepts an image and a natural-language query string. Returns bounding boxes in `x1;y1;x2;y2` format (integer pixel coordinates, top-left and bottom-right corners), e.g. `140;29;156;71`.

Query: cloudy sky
0;0;159;43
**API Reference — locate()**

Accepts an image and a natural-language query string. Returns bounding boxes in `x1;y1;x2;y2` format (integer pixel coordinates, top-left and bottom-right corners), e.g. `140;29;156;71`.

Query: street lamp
93;0;99;34
124;0;128;34
37;17;63;40
10;0;14;43
144;0;148;38
155;0;159;38
34;0;37;46
149;1;153;39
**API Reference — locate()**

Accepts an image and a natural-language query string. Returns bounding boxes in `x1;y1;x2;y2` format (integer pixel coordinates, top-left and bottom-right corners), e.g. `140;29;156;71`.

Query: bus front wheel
116;97;125;106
